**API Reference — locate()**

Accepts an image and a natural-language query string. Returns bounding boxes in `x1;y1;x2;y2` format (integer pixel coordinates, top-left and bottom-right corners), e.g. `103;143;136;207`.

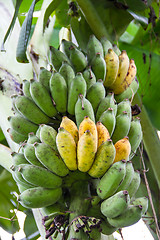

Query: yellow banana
114;137;131;163
96;121;110;148
79;116;98;151
77;130;97;172
109;50;130;92
56;127;77;171
103;49;119;88
60;116;79;145
111;59;137;94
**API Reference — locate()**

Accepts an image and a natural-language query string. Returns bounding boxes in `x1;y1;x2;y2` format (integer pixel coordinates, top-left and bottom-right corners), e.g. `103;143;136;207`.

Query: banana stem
133;93;160;189
76;0;112;41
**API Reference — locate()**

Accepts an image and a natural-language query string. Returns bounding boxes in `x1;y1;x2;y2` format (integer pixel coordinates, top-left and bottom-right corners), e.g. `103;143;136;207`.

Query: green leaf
55;0;70;27
23;210;40;239
119;42;160;130
1;0;23;51
16;0;38;63
43;0;63;32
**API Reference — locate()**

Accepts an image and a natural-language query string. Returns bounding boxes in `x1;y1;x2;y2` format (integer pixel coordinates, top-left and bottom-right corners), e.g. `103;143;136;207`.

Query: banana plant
0;0;160;239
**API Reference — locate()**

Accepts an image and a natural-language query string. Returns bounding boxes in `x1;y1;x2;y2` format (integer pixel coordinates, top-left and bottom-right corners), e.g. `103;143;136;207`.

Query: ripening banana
100;36;113;57
116;99;132;120
34;142;69;177
128;117;143;160
132;197;148;216
11;152;28;166
50;72;67;113
126;170;141;199
69;45;87;72
111;111;131;143
39;124;57;151
29;79;58;118
114;77;139;103
61;39;78;58
49;46;70;71
23;143;44;167
7;128;27;144
111;59;137;94
108;50;129;91
59;61;75;88
87;35;104;63
38;67;52;91
8;115;39;136
14;95;51;124
82;66;96;90
77;130;97;172
86;80;106;113
96;121;110;148
67;73;87;115
97;160;126;199
60;116;79;144
99;108;116;136
88;139;116;178
16;164;62;188
22;80;32;99
27;132;40;144
96;93;117;121
116;160;134;191
103;48;119;88
56;127;77;171
90;53;106;81
18;186;62;208
101;190;130;218
79;116;98;148
114;137;131;163
75;94;95;128
107;204;143;228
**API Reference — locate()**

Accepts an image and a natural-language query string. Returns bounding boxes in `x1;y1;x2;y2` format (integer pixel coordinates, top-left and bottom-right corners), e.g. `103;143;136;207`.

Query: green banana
90;53;106;81
14;95;51;124
116;160;134;191
38;67;52;91
114;77;139;103
11;167;33;188
59;61;75;88
69;45;87;72
132;197;148;215
111;111;131;143
100;219;117;235
99;108;116;136
61;39;78;58
27;132;40;144
17;164;62;188
22;79;32;99
101;190;130;218
87;35;103;63
49;46;70;71
30;79;57;118
50;72;67;113
96;93;117;121
8;115;38;135
18;186;62;208
39;124;57;151
34;142;69;177
82;66;96;90
107;204;143;228
75;94;95;128
126;170;141;199
86;80;106;113
7;128;27;144
23;143;44;167
100;36;113;57
112;44;121;56
97;160;126;199
67;73;87;115
116;99;132;120
17;183;31;193
128;117;143;159
11;152;28;166
88;139;116;178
